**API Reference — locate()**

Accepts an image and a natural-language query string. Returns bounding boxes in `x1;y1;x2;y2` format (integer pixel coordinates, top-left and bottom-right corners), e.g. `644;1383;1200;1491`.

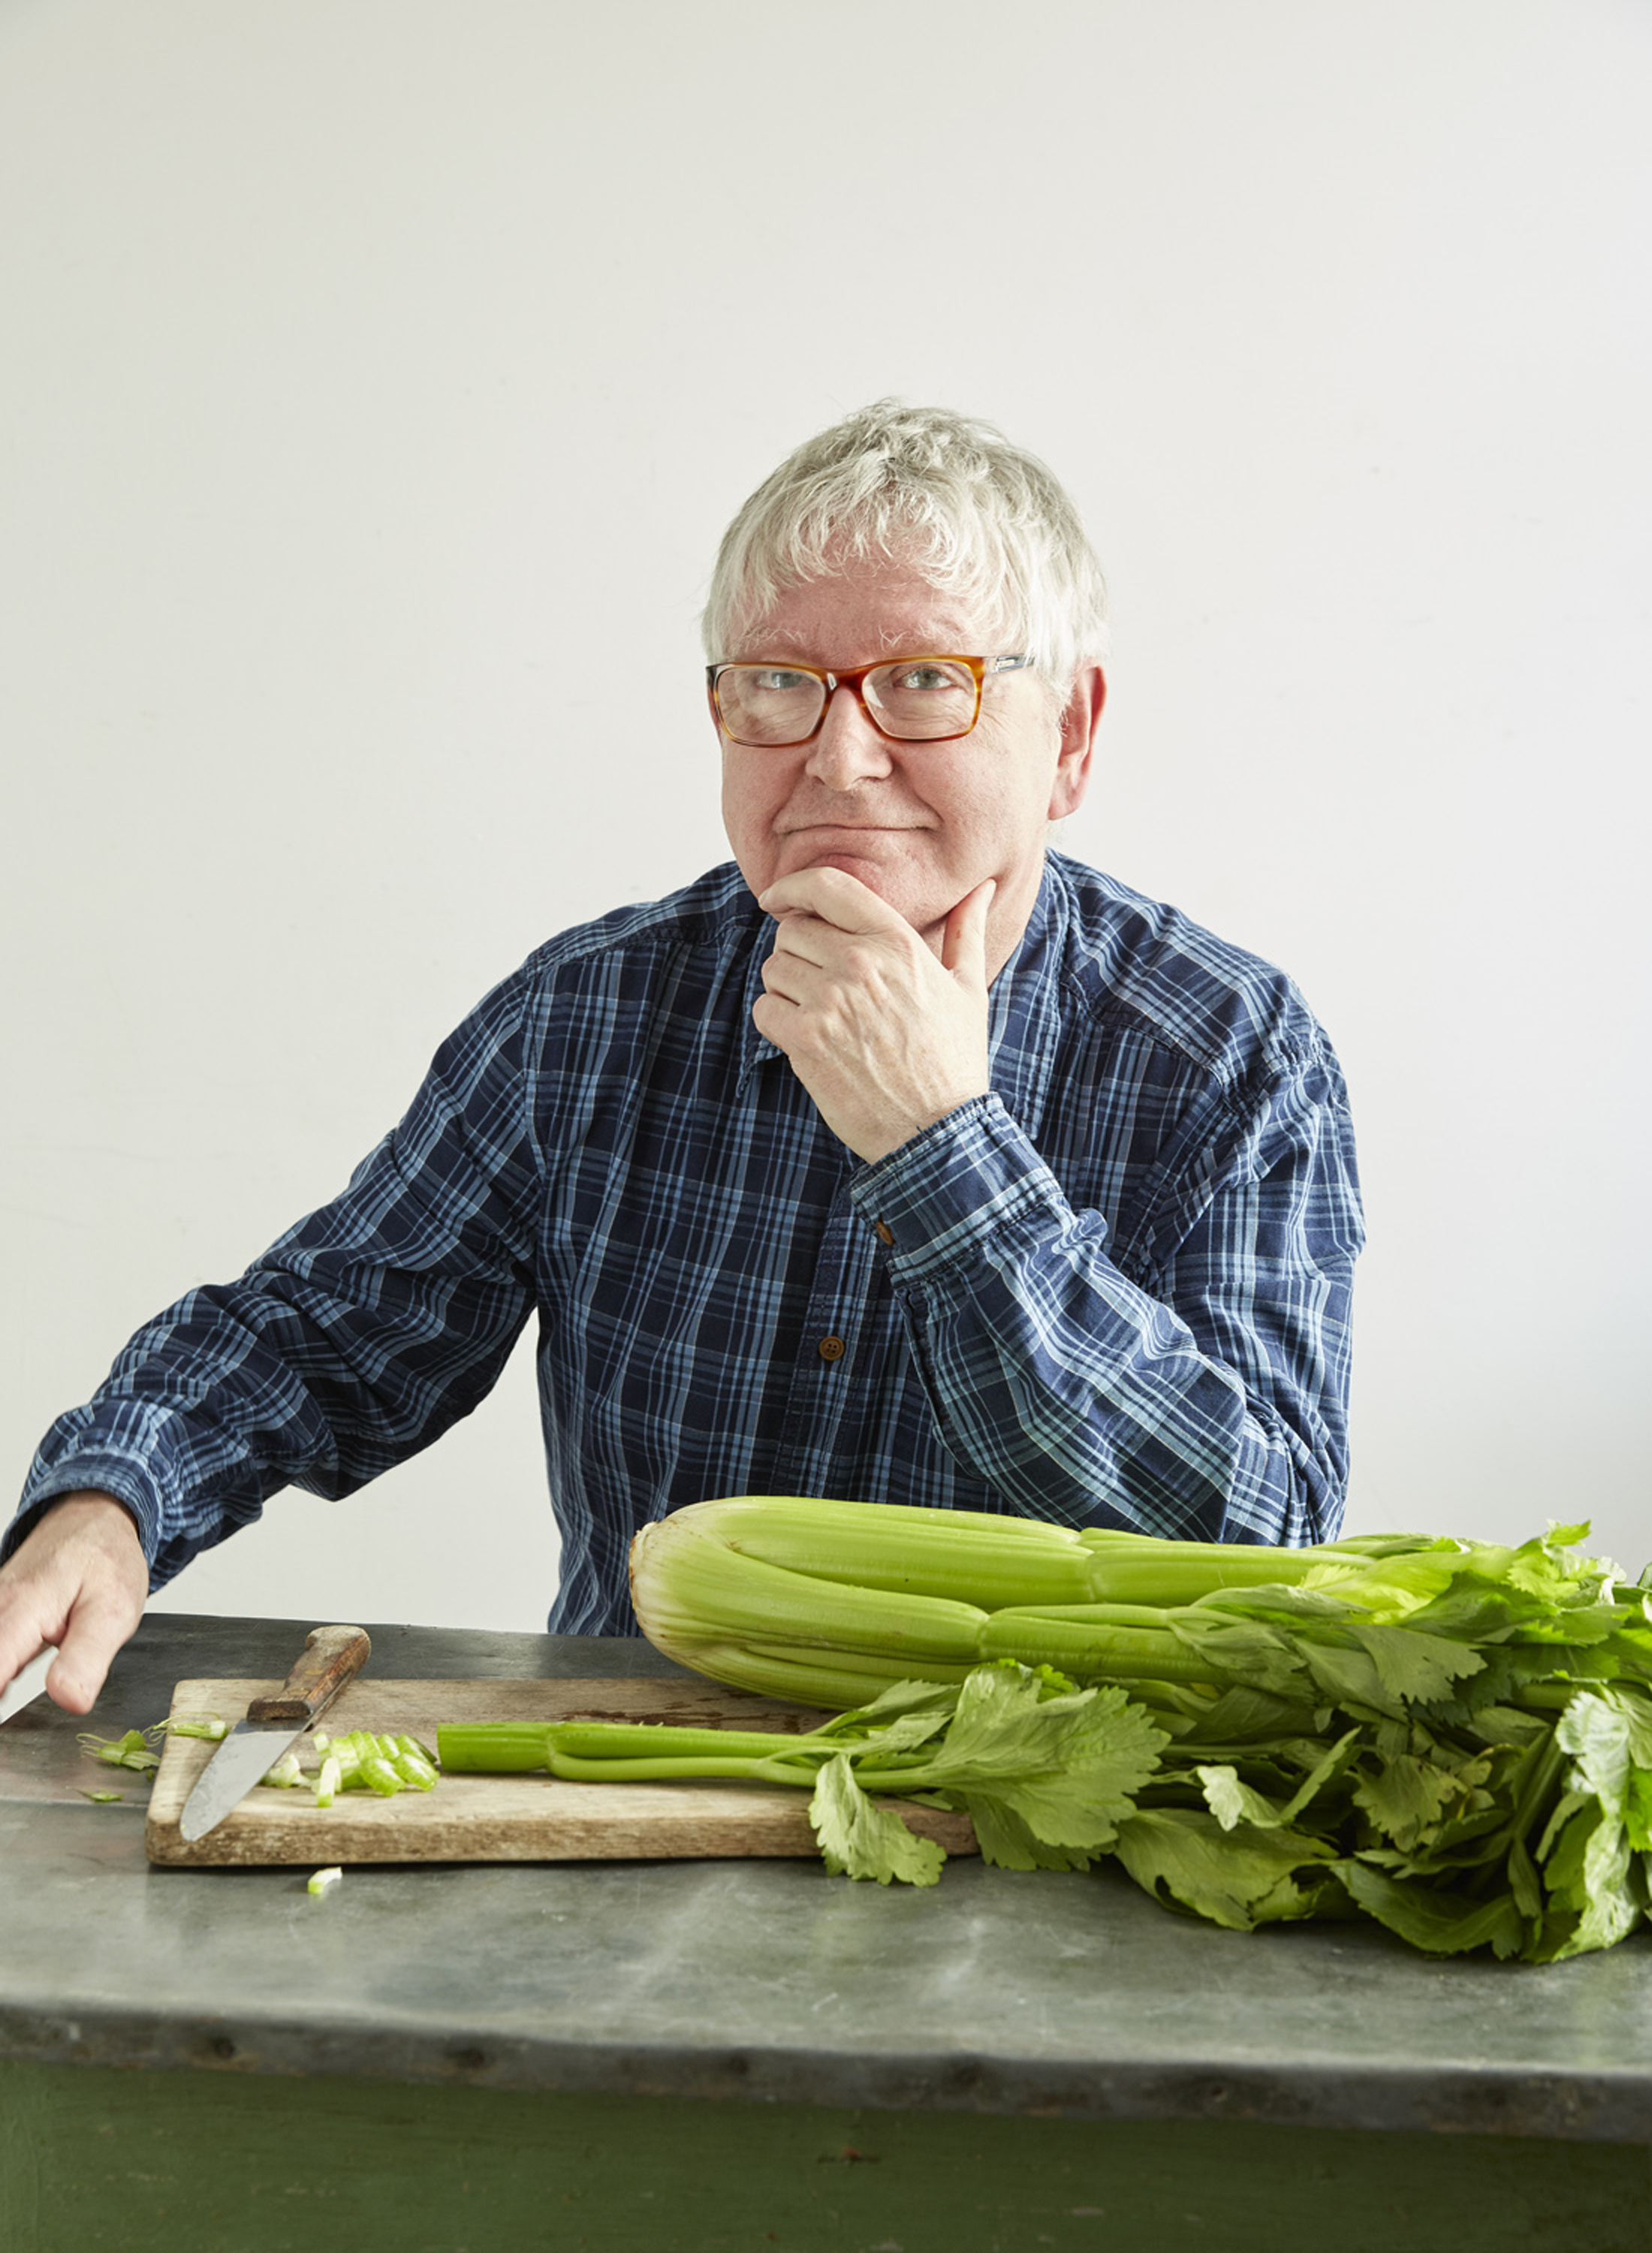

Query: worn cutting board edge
145;1677;979;1868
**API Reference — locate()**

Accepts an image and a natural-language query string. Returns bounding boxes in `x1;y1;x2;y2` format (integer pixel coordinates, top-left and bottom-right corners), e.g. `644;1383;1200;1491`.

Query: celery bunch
623;1497;1652;1961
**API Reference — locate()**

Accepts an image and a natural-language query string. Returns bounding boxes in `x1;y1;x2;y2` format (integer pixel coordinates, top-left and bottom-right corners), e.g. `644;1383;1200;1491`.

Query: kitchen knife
179;1625;371;1842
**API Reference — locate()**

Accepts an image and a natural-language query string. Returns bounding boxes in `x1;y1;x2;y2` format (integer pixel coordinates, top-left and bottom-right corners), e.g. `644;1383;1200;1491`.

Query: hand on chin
782;848;942;946
776;825;927;913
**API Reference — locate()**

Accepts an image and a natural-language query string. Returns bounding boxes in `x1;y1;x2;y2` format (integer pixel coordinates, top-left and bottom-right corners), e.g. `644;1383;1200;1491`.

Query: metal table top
3;1610;1649;2140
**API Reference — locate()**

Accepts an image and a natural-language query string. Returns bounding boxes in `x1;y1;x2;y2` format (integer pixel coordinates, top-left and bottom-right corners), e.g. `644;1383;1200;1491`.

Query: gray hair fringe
703;400;1109;695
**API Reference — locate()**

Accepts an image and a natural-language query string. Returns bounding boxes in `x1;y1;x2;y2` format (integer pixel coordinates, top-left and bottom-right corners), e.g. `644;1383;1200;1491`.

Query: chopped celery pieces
77;1709;445;1815
77;1729;160;1775
77;1712;229;1781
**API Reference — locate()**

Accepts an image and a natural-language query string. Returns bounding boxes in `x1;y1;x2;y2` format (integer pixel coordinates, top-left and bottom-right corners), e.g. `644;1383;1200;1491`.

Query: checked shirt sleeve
7;973;542;1588
848;1069;1363;1548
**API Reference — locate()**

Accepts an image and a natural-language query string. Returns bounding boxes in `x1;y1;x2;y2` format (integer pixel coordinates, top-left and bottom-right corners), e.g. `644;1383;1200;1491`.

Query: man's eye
889;663;963;693
749;668;811;693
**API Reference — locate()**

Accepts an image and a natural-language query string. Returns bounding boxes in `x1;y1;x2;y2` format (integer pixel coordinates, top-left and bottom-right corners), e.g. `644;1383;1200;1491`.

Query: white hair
702;400;1109;694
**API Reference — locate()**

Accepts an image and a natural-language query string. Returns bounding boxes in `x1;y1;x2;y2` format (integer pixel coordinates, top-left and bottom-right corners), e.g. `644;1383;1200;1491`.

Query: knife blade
179;1624;371;1842
0;1647;55;1726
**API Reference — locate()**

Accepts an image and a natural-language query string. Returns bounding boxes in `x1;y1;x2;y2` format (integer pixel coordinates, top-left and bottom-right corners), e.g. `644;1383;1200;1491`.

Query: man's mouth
776;820;924;838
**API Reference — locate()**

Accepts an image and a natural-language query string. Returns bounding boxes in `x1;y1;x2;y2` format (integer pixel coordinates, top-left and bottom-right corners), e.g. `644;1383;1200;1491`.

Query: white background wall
3;0;1648;1635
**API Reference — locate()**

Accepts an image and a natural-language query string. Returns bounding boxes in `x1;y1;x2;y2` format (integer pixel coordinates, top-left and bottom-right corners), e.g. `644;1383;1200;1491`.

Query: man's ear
1049;663;1106;820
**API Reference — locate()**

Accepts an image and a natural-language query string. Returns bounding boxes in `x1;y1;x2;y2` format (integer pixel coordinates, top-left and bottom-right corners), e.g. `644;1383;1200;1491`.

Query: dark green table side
5;2058;1650;2253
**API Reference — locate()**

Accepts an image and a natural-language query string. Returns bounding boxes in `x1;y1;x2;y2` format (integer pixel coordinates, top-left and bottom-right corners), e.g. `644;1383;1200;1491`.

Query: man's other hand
754;867;994;1163
0;1492;148;1715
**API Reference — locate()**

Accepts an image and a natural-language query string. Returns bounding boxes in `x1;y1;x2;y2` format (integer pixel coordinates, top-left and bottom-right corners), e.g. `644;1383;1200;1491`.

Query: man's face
717;558;1101;966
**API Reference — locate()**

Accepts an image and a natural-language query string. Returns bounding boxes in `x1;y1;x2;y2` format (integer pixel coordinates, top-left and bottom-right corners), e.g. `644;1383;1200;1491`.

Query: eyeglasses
706;653;1032;748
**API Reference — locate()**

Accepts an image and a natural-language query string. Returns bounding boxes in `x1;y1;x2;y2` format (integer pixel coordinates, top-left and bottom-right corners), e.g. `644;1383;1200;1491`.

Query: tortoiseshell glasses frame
706;652;1032;748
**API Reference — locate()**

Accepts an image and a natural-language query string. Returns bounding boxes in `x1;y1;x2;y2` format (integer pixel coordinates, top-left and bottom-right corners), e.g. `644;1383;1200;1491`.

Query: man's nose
805;685;895;789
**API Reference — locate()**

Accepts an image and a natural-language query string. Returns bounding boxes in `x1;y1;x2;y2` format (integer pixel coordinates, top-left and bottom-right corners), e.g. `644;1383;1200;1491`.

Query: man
0;401;1364;1715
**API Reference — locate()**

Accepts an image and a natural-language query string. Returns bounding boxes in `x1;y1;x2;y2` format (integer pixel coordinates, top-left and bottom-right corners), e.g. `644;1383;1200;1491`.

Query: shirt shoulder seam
517;885;758;985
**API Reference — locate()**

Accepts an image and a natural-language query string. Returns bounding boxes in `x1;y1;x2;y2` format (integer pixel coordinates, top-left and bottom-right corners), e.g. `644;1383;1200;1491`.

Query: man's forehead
731;574;1005;661
750;613;972;656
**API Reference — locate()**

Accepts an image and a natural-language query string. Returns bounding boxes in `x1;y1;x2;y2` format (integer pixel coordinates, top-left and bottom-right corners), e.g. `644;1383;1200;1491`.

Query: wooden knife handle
247;1626;372;1725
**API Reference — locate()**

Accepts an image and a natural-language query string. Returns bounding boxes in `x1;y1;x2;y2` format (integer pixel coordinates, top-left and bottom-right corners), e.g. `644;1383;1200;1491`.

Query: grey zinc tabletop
2;1610;1650;2142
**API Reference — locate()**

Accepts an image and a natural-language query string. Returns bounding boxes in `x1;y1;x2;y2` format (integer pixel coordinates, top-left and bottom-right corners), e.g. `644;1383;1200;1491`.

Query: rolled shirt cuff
848;1093;1087;1280
7;1443;165;1575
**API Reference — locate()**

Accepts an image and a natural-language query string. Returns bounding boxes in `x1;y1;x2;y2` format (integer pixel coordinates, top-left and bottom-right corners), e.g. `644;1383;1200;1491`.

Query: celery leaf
1111;1808;1336;1930
1335;1864;1527;1959
809;1754;945;1887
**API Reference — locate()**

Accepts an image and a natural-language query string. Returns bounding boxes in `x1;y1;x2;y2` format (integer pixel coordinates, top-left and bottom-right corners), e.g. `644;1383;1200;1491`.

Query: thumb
942;878;995;979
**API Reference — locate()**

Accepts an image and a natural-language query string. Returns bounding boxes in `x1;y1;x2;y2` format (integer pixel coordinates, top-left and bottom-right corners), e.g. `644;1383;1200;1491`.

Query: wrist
38;1491;144;1548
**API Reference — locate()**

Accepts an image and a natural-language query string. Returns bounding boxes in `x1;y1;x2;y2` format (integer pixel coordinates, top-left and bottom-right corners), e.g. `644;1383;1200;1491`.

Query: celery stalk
979;1606;1219;1683
439;1724;561;1774
676;1640;933;1703
439;1679;1042;1800
703;1494;1097;1607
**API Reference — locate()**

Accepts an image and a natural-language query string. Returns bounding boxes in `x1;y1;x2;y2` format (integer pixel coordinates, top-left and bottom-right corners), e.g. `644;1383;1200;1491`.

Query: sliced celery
77;1729;160;1775
358;1755;402;1798
392;1749;439;1791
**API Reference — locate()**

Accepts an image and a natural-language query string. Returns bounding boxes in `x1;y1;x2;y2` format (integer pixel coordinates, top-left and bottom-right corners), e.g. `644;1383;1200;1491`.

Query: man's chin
800;858;951;949
799;848;891;890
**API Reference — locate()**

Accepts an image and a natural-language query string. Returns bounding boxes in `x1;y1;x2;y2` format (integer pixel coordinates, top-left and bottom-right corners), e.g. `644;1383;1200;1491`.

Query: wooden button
873;1221;894;1246
817;1335;846;1362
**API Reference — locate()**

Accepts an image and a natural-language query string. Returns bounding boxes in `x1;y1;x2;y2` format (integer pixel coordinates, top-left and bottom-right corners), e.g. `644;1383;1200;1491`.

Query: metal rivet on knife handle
246;1627;372;1725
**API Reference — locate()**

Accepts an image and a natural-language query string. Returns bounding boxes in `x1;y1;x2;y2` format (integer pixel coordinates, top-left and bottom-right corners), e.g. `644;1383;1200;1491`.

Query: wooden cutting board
144;1675;979;1868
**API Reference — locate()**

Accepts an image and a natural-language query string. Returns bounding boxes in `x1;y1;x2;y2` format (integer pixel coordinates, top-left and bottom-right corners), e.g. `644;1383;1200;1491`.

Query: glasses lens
716;665;825;746
864;659;979;740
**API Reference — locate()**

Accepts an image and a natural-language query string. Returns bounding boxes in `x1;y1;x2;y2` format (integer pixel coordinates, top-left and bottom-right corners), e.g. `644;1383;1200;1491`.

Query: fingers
749;989;796;1057
755;940;841;1030
758;866;904;936
47;1588;138;1715
758;869;996;1036
761;911;839;975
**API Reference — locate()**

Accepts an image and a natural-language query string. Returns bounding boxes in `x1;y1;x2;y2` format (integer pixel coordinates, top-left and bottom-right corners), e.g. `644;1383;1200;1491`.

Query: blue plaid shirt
11;854;1363;1633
